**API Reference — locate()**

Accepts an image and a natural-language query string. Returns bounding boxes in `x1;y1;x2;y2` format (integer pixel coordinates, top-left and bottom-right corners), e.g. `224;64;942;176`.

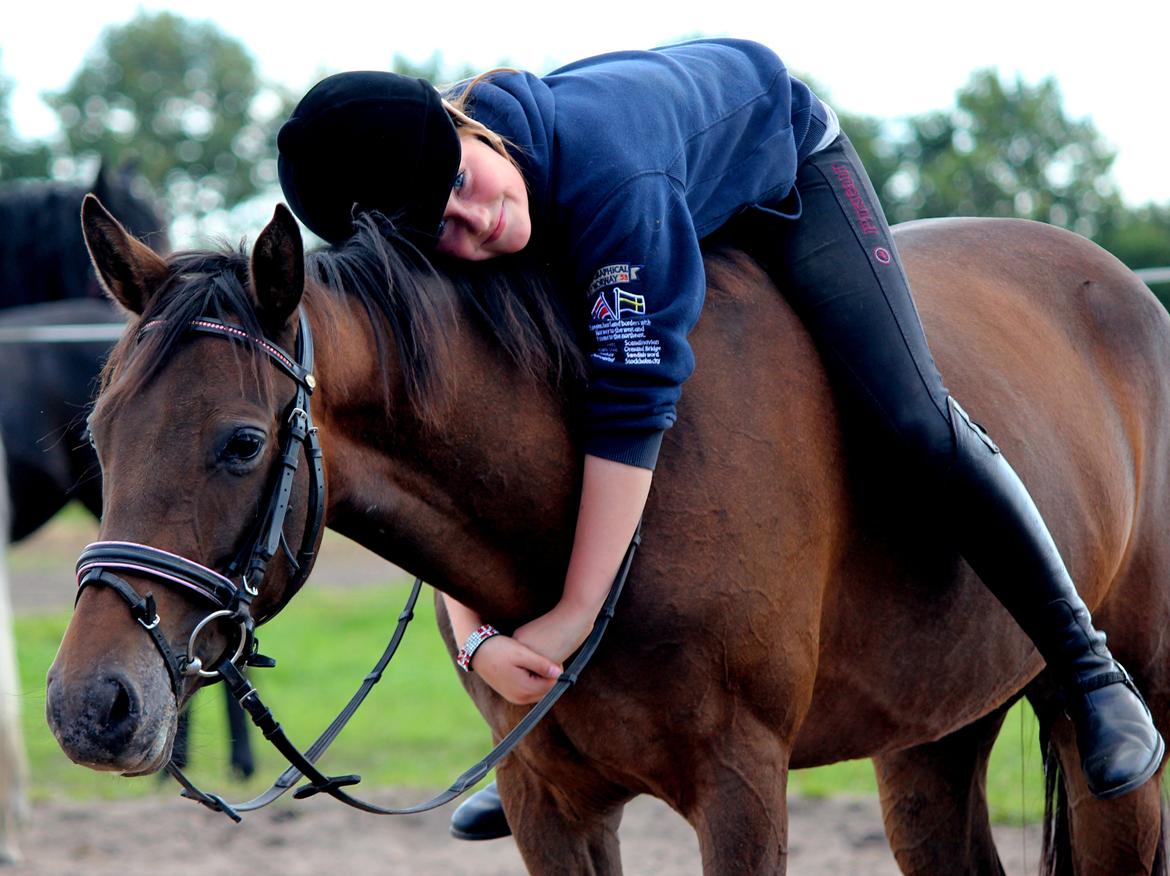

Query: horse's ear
81;193;169;315
90;160;111;202
251;203;305;333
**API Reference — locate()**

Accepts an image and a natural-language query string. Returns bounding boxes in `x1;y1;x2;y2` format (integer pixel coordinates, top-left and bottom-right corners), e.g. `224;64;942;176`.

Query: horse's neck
309;291;580;624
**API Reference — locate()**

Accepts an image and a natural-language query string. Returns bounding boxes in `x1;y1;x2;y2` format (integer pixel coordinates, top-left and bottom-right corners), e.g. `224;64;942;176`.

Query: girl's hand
513;603;595;666
469;634;562;705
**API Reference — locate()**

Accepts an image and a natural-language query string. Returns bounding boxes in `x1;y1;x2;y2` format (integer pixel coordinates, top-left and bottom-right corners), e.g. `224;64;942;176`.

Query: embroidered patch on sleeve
588;263;643;294
587;287;661;366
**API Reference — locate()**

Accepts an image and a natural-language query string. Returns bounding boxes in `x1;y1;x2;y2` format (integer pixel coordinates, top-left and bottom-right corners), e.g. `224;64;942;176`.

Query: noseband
75;311;325;695
72;307;639;823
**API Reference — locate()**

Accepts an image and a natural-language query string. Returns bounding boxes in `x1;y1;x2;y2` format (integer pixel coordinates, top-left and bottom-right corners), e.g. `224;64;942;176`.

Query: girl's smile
436;134;530;260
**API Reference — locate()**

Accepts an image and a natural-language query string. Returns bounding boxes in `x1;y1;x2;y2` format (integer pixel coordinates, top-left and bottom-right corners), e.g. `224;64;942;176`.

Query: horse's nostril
47;668;153;768
93;673;141;751
106;677;134;725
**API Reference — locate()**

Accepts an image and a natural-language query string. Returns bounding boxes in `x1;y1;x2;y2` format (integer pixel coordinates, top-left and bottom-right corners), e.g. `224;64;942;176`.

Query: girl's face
435;134;531;261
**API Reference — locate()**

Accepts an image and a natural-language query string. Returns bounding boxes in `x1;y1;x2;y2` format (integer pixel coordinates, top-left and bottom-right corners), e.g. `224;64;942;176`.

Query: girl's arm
442;593;564;704
442;454;651;704
512;454;652;663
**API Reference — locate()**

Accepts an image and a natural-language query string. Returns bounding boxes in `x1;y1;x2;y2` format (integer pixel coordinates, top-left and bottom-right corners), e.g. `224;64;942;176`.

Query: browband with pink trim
76;540;242;609
138;317;316;391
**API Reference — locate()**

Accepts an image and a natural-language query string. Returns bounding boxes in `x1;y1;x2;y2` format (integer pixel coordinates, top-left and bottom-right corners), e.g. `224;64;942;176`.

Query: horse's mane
101;214;584;422
0;167;167;310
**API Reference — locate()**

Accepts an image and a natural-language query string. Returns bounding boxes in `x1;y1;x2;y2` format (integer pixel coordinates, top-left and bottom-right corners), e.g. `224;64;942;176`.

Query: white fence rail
0;324;126;344
1137;267;1170;285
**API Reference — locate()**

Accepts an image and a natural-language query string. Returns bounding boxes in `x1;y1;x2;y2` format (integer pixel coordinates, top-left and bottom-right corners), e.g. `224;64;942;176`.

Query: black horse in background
0;164;167;309
0;299;114;540
0;167;254;777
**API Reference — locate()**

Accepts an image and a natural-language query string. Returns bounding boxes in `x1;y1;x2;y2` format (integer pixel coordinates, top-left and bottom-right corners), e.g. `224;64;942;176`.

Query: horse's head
46;195;322;775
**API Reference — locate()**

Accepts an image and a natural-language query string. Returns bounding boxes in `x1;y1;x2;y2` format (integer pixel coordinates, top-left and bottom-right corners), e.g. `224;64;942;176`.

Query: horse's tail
1039;740;1073;876
1039;735;1169;875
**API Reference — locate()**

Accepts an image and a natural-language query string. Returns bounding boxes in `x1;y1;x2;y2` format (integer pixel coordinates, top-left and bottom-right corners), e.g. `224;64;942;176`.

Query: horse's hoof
450;781;511;841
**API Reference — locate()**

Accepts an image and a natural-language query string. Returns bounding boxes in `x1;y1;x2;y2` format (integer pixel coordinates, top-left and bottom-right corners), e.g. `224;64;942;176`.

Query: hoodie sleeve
573;171;706;470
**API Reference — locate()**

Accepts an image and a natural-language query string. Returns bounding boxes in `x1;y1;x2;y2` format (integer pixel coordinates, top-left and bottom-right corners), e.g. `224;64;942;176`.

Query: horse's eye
84;417;98;452
220;429;265;466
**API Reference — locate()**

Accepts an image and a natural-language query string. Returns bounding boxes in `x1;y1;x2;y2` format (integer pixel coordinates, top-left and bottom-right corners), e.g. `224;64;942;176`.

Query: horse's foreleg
873;704;1012;876
1039;699;1164;876
501;759;629;876
680;736;791;875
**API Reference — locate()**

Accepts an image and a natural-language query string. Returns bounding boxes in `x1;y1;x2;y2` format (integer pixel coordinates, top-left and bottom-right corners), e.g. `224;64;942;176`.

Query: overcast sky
2;0;1166;204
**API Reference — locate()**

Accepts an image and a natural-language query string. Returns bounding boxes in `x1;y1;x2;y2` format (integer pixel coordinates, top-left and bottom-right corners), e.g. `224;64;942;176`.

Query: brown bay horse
46;197;1170;874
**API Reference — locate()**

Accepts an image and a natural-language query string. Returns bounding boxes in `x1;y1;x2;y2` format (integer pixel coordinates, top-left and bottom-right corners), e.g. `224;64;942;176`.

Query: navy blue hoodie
454;39;831;468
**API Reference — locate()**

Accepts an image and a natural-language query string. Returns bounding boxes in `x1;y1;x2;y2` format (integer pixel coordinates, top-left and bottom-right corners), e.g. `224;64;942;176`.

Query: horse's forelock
97;247;274;417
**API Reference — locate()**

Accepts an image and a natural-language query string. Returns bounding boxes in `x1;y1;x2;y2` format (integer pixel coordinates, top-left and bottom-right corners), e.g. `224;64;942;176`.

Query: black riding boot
948;398;1164;799
450;781;510;841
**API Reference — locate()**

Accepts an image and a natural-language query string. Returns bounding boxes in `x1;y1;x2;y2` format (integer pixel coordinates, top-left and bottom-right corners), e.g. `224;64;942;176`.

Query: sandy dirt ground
2;791;1044;876
4;520;1044;875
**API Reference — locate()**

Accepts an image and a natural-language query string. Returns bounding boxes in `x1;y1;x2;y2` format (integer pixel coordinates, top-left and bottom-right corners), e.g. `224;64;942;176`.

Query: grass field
14;577;1048;823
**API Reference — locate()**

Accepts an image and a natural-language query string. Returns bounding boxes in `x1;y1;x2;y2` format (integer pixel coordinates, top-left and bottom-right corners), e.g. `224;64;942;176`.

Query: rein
73;310;639;823
175;528;636;823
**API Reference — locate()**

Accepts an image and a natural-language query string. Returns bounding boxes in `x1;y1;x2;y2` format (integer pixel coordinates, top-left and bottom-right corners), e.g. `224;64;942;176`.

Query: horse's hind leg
873;704;1013;876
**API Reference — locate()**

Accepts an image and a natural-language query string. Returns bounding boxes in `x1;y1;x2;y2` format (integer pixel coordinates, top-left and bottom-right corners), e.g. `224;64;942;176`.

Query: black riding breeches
747;133;957;466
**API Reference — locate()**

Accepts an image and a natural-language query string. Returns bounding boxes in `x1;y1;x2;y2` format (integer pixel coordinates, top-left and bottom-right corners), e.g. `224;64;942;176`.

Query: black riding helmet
277;71;461;245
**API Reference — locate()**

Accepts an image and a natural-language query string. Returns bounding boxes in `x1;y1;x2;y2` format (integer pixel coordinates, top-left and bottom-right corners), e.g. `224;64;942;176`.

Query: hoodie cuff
583;430;665;471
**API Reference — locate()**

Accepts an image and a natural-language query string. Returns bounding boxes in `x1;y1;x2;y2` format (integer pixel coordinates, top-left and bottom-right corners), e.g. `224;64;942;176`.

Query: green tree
0;57;51;181
885;70;1120;235
46;12;285;226
788;72;899;214
1097;203;1170;271
1096;202;1170;309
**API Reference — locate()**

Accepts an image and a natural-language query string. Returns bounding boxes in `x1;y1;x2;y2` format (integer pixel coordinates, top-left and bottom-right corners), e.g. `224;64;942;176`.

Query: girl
276;39;1162;840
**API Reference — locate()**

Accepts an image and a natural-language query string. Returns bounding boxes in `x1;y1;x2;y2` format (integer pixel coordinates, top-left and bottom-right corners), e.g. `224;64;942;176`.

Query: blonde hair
441;69;523;172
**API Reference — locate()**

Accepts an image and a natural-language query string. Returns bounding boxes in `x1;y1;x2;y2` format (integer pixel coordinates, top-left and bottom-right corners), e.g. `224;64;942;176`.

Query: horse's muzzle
45;661;175;774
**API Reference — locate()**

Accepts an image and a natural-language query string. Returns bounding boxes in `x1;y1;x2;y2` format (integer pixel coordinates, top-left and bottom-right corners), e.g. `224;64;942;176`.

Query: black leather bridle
76;311;326;696
72;309;639;823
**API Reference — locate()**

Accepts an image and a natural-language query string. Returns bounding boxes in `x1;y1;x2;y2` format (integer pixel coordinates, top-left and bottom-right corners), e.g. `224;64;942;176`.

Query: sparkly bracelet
456;624;500;672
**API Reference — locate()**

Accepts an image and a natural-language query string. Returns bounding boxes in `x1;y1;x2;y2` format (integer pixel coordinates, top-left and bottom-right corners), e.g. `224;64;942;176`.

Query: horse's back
649;217;1170;766
905;219;1170;683
902;218;1170;591
828;217;1170;760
